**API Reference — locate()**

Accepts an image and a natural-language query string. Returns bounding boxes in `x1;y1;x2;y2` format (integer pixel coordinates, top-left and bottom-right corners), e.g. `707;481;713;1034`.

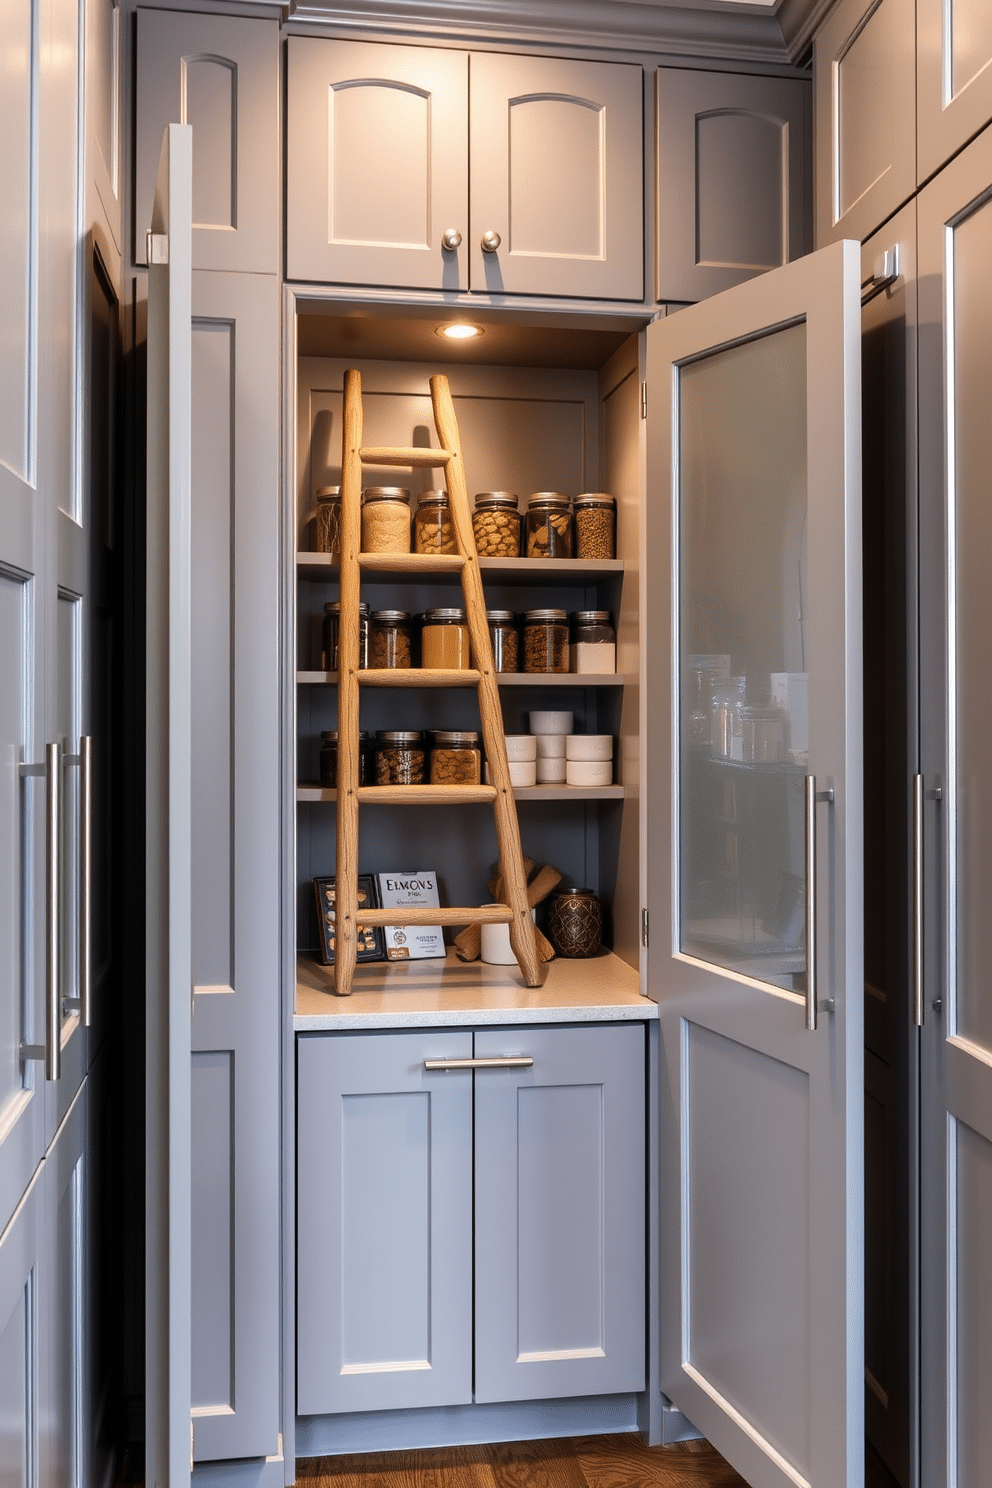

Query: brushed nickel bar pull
424;1056;534;1071
45;742;61;1080
805;774;817;1032
913;773;925;1029
63;737;93;1028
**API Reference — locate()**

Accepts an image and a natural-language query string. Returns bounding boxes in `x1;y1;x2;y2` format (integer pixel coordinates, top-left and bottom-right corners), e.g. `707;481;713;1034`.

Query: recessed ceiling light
438;323;482;341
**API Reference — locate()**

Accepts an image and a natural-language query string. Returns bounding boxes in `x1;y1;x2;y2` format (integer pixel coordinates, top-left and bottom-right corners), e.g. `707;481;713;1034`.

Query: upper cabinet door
656;68;811;303
286;39;469;291
135;10;278;273
814;0;916;246
470;53;643;300
918;0;992;182
646;239;864;1488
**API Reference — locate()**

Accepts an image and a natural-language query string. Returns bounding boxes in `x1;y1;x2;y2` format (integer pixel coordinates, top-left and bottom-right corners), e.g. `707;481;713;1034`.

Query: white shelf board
297;784;623;803
296;669;622;687
296;552;623;583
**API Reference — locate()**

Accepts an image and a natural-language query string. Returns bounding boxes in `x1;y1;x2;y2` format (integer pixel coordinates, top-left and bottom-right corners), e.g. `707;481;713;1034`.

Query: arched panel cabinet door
469;53;643;301
287;38;469;292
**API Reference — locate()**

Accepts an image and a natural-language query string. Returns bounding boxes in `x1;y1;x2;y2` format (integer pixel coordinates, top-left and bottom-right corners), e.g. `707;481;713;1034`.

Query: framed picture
313;876;386;965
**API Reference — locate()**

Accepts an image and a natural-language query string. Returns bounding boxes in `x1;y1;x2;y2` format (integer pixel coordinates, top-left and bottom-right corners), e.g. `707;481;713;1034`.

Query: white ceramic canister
528;710;573;735
485;759;538;787
566;758;613;786
504;734;538;761
536;756;567;784
565;734;613;761
480;908;537;965
534;733;566;758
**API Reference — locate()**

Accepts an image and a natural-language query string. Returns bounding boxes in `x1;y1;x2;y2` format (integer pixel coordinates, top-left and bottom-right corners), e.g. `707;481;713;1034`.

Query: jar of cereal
525;494;572;559
362;487;411;554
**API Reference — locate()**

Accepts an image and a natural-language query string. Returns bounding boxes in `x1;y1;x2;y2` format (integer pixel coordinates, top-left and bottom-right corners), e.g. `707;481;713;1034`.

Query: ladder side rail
334;368;365;994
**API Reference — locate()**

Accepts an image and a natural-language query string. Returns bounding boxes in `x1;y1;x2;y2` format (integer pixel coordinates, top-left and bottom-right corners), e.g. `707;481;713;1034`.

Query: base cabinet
297;1022;645;1420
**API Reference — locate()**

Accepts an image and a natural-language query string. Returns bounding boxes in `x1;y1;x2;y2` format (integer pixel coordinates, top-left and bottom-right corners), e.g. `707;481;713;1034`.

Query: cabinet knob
441;228;462;252
481;230;501;254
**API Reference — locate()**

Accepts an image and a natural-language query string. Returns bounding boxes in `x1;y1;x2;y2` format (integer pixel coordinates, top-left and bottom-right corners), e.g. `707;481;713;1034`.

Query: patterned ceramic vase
547;888;602;958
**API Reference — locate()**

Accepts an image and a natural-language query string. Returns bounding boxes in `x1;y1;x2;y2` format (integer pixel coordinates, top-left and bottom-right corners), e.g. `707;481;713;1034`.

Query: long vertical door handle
805;774;818;1031
45;741;61;1081
912;773;924;1028
79;736;92;1026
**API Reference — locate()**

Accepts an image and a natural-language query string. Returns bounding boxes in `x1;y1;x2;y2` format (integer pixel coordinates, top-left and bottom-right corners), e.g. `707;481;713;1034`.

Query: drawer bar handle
424;1056;533;1071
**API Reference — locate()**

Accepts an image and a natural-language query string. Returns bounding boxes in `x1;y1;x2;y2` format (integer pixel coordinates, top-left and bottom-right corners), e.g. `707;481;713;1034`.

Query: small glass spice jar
525;493;573;559
361;487;411;554
369;610;412;669
572;610;616;674
473;493;521;557
486;610;519;673
374;731;426;785
430;730;482;785
523;609;570;674
573;493;616;560
547;888;603;958
321;601;369;671
414;491;457;555
312;486;342;554
421;608;471;669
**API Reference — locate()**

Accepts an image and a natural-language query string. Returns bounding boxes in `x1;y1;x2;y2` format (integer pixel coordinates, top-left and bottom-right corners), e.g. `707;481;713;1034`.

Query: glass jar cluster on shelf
371;731;482;786
316;607;616;675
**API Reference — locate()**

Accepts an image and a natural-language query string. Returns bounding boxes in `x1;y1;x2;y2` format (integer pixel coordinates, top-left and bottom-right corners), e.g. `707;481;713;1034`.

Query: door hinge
146;231;169;265
640;382;647;419
641;908;649;947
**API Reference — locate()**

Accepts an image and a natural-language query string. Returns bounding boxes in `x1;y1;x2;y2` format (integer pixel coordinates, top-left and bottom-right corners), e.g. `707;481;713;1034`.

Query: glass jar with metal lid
573;492;616;560
414;491;457;555
318;732;374;788
369;610;412;669
321;601;369;671
430;730;481;785
525;493;573;559
486;610;519;673
523;609;569;673
312;486;342;554
374;731;426;785
572;610;616;674
421;607;471;669
473;492;521;557
361;487;411;554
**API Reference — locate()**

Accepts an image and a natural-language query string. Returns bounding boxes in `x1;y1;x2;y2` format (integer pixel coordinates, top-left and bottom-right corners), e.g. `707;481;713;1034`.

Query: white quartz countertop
294;948;657;1030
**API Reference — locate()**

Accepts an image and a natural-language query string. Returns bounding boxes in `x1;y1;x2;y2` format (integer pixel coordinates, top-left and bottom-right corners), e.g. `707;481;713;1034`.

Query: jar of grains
547;888;603;957
369;610;412;669
473;493;521;557
321;601;370;671
430;730;481;785
525;493;573;559
523;609;570;673
421;608;471;669
374;731;426;785
414;491;457;555
362;487;411;554
312;486;342;554
572;610;616;674
486;610;520;672
573;493;616;559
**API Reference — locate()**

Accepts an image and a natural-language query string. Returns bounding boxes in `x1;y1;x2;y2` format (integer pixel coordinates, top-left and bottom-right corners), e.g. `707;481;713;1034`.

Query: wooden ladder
332;368;542;995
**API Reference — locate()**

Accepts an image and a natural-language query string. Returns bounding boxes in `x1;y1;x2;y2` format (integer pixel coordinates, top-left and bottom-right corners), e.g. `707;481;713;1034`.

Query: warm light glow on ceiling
438;323;482;340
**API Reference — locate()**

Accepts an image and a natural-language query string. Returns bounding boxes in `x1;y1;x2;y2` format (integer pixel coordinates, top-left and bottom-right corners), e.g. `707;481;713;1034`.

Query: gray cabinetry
813;0;916;247
656;68;810;302
918;0;992;183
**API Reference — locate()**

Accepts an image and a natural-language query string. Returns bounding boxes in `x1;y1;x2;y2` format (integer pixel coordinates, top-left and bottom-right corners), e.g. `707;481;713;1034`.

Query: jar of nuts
369;610;412;669
525;494;573;559
473;492;521;557
321;601;370;671
414;491;457;554
574;493;616;559
312;486;342;553
486;610;519;673
374;731;426;785
430;730;481;785
523;609;570;673
362;487;411;554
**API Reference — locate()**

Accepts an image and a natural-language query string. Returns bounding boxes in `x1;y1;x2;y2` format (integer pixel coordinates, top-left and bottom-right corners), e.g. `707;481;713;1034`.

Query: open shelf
297;552;624;583
297;669;622;687
297;784;623;803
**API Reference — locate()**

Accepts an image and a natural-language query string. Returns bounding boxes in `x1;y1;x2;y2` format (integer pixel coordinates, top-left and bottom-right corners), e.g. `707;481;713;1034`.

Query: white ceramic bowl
565;734;614;761
487;759;537;788
536;756;567;783
566;758;613;786
504;734;538;761
534;733;566;758
528;710;573;735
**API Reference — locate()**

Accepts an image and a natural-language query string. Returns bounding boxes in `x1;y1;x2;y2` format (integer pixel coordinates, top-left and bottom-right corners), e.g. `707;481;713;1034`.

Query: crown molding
776;0;836;58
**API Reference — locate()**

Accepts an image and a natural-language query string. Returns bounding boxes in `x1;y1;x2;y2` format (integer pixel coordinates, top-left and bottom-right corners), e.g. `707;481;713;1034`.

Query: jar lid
574;492;615;507
320;731;338;742
574;610;612;623
422;607;467;622
486;609;517;622
363;487;411;503
417;489;449;505
376;731;424;743
527;492;569;507
432;731;480;745
554;887;596;897
475;492;519;509
370;609;410;623
316;486;341;499
324;601;370;613
524;608;568;621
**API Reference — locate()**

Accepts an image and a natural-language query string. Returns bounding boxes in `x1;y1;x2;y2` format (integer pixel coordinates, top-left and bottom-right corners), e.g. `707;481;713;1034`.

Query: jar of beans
374;731;426;785
486;610;519;673
523;609;569;673
369;610;412;669
473;493;521;557
321;601;369;671
421;608;471;669
573;493;616;559
414;491;457;555
430;731;481;785
312;486;342;554
525;494;573;558
362;487;411;554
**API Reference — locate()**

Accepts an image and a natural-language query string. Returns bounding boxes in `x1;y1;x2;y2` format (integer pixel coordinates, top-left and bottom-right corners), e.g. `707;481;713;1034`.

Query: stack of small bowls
565;733;613;785
528;711;572;784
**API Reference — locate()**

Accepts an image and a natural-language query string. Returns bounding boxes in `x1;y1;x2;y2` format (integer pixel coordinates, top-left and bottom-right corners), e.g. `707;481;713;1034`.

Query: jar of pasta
523;609;569;673
421;608;471;669
362;487;411;554
369;610;412;669
573;493;616;559
312;486;342;553
430;731;481;785
321;601;369;671
525;494;572;559
486;610;519;673
374;731;426;785
473;493;521;557
414;491;457;554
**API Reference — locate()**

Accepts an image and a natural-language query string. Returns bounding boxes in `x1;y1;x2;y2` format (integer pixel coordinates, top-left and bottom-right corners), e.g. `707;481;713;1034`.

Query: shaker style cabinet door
918;0;992;183
656;68;810;303
135;9;279;273
813;0;916;247
470;53;643;300
287;39;469;292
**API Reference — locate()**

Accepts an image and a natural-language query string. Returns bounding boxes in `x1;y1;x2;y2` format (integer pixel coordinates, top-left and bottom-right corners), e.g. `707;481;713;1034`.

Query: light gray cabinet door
297;1031;474;1415
287;39;469;291
656;69;810;303
646;239;864;1488
813;0;916;247
42;1079;86;1488
473;1024;645;1404
918;123;992;1488
918;0;992;183
470;53;643;300
135;10;279;273
86;0;122;265
0;1160;44;1488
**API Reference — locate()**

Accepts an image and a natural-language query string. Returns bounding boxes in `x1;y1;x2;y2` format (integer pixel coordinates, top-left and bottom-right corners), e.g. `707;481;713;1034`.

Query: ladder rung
358;553;466;574
359;668;481;689
360;446;453;468
356;905;512;927
357;785;496;805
